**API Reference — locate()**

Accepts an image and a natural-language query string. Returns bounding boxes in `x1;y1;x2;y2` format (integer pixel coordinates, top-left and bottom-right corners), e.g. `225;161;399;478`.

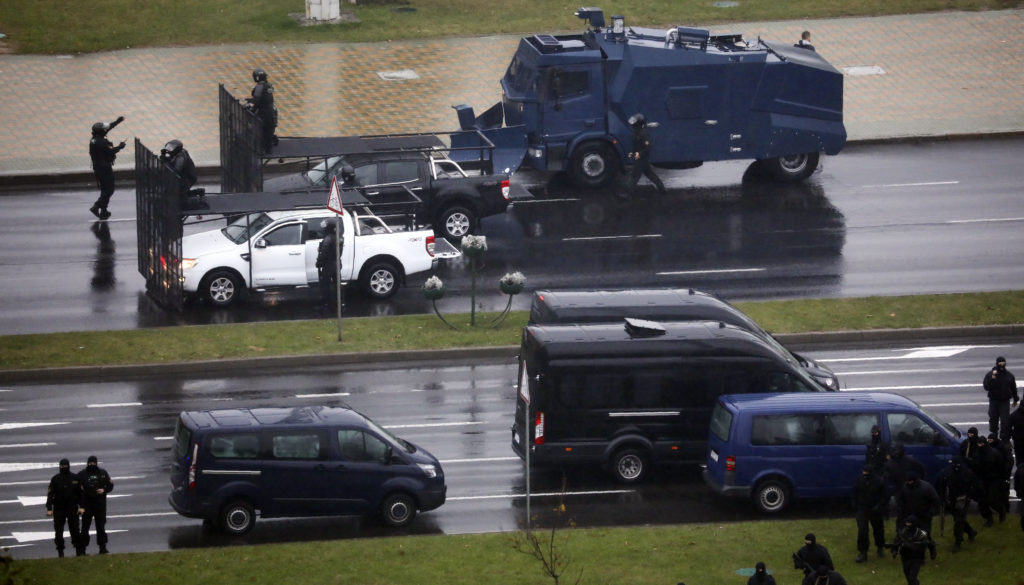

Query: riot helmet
160;139;184;161
92;122;109;136
320;219;335;232
340;165;355;182
628;113;645;127
252;68;268;83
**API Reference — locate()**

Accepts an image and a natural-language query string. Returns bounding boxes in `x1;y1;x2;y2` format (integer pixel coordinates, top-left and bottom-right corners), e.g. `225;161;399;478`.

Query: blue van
703;392;963;513
169;405;446;534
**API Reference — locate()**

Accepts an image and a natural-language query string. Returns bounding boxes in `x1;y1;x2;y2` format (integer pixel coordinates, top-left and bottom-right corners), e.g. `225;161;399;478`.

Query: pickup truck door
359;160;426;204
250;222;307;287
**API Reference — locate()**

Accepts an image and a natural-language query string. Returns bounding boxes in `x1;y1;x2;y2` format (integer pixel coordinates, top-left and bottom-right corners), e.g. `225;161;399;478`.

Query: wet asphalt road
0;137;1022;335
1;341;1021;559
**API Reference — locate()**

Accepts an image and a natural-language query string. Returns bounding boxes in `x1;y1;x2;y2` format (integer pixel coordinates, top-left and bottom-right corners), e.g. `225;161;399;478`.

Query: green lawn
0;0;1019;54
10;515;1024;584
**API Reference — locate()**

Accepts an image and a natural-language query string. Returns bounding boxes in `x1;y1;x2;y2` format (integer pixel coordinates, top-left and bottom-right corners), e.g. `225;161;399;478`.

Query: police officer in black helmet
246;67;278;154
626;113;666;196
89;116;126;220
160;139;199;207
45;458;84;557
78;455;114;554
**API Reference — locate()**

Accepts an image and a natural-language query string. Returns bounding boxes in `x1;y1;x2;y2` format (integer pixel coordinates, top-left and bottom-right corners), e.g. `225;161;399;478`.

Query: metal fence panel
219;84;264;193
134;139;184;311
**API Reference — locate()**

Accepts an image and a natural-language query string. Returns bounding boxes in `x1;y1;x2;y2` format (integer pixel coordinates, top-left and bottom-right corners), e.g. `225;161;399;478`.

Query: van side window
768;372;815;393
751;414;825;445
209;434;260;459
338;430;390;463
825;414;878;445
271;433;322;460
887;413;939;445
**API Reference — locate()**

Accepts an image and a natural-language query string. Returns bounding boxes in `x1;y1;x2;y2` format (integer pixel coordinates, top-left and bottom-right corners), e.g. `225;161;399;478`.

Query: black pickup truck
262;135;528;240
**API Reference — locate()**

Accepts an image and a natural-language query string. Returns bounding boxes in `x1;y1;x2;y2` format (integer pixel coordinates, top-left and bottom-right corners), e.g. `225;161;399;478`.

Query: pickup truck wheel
569;142;617;188
437;205;475;241
761;153;819;182
200;270;242;307
360;262;400;299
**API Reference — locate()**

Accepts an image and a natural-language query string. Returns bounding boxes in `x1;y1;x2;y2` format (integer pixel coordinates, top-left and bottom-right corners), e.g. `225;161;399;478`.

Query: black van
169;405;446;535
511;318;825;483
528;288;839;391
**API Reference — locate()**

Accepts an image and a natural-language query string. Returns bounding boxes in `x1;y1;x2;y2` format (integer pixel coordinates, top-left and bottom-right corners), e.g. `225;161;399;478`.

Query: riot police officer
45;458;84;557
78;455;114;554
160;139;199;208
89;116;126;220
316;220;341;307
246;67;278;153
626;113;666;195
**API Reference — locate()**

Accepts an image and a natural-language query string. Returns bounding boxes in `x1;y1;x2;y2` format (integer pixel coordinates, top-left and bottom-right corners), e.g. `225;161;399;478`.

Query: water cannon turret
575;7;605;30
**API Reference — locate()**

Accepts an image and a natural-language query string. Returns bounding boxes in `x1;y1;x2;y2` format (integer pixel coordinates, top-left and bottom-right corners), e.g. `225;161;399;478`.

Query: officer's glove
115;116;125;124
930;551;937;560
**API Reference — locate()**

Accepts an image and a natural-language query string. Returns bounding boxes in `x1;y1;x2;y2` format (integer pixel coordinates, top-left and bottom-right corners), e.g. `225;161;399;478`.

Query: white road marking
563;234;661;242
0;462;57;473
861;181;959;188
843;384;976;391
0;443;56;449
440;457;519;464
449;489;634;501
0;422;69;431
657;268;766;276
824;346;977;363
10;529;128;544
947;217;1024;224
384;421;485;429
1;494;132;507
295;392;351;398
0;511;177;526
86;402;142;408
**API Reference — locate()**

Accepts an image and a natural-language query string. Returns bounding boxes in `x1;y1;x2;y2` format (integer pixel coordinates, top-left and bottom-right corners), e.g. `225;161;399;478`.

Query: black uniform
160;140;199;209
45;459;83;557
1006;404;1024;463
792;533;833;577
78;456;114;554
853;466;887;560
884;443;926;500
968;436;1006;524
895;473;940;537
746;561;776;585
627;115;665;195
89;117;126;219
983;356;1018;441
890;517;936;585
934;457;979;548
864;425;889;476
1013;464;1024;532
316;223;340;306
987;433;1013;515
247;71;277;153
801;567;846;585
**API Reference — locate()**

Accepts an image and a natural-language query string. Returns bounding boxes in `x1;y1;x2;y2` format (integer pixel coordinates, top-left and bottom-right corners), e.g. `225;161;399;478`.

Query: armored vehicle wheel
761;153;819;182
569;142;617;188
360;262;400;299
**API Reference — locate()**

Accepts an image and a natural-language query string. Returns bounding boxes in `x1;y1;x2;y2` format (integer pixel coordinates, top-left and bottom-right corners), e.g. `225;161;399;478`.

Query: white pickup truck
181;207;457;307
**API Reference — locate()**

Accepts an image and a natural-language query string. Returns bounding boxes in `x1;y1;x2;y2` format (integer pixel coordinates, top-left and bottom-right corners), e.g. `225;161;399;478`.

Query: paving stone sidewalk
1;9;1022;178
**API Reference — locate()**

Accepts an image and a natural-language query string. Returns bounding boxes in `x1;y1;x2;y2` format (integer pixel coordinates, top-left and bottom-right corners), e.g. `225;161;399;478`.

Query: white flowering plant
499;271;526;295
461;234;488;257
422;275;446;300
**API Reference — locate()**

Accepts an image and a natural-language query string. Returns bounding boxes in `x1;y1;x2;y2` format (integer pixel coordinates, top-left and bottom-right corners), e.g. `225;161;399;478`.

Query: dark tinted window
551;70;588;98
271;433;322;460
751;414;825;445
383;161;420;183
208;434;260;459
338;429;389;463
826;413;877;445
262;224;301;246
173;418;192;460
888;412;939;445
709;403;733;442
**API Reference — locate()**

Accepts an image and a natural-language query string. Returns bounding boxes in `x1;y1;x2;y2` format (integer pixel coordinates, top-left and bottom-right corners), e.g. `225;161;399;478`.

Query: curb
3;132;1024;192
3;325;1022;384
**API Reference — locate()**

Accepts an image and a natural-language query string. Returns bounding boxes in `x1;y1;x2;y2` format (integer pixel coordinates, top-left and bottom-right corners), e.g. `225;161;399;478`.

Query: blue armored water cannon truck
452;7;846;188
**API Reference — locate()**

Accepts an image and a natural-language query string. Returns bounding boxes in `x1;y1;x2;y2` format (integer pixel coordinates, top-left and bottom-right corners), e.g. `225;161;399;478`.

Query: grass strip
1;291;1022;371
1;0;1020;54
11;515;1024;584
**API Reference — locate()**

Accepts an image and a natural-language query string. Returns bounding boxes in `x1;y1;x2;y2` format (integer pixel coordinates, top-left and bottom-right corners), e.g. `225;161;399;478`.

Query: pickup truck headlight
182;258;198;271
417;463;438;478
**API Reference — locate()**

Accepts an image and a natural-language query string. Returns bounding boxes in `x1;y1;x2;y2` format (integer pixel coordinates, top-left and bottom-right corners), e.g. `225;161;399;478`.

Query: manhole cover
377;69;420;81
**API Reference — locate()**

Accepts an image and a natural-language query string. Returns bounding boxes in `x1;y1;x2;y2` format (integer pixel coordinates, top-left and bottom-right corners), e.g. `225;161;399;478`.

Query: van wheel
380;492;417;527
753;478;791;514
610;448;647;483
220;500;256;536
